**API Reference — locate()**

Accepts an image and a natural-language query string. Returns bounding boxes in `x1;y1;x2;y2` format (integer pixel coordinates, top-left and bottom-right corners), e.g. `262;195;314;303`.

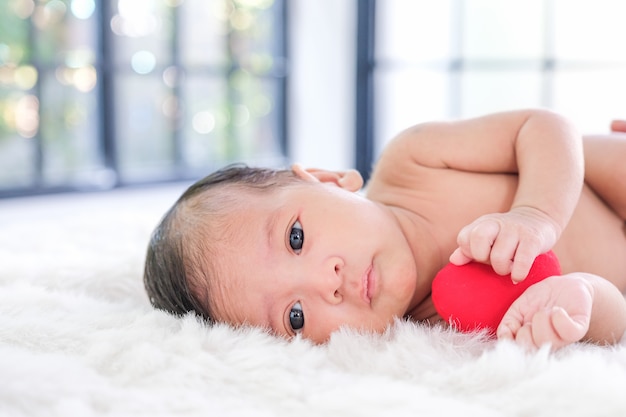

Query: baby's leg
583;134;626;220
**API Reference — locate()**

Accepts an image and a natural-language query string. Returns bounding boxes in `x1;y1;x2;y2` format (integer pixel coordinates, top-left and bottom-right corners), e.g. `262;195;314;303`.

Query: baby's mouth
361;264;375;305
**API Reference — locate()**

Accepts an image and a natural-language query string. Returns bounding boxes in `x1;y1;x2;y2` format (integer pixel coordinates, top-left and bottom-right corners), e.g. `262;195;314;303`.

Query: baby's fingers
449;247;473;265
508;307;589;351
496;319;520;341
531;307;588;350
510;242;542;282
489;229;518;277
497;304;525;341
498;310;552;350
456;219;500;263
528;308;559;349
550;306;589;345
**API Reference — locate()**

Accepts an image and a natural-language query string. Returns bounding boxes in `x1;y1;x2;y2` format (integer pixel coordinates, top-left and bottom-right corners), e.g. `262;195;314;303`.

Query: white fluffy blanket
2;185;626;417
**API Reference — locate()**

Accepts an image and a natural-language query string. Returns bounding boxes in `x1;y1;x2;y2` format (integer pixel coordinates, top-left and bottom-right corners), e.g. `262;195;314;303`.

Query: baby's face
204;180;417;343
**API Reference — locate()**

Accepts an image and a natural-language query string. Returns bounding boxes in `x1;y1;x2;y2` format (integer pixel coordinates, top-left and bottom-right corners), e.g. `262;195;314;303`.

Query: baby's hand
449;206;561;282
496;274;593;351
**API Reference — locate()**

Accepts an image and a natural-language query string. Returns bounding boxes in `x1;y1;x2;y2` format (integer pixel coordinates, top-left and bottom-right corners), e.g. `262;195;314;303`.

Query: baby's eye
289;302;305;332
289;220;304;252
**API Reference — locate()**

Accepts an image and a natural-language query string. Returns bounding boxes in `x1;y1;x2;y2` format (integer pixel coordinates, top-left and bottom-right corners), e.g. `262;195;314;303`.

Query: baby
144;109;626;350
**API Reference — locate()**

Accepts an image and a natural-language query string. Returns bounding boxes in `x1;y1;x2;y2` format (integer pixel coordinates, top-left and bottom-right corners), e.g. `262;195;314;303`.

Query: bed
2;184;626;416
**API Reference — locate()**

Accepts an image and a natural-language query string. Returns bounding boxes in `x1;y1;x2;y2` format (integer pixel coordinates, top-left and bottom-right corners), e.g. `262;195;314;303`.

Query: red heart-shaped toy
432;251;561;334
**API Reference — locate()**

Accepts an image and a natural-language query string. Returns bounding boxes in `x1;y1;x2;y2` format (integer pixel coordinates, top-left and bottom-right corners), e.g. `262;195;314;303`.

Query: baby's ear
291;163;363;192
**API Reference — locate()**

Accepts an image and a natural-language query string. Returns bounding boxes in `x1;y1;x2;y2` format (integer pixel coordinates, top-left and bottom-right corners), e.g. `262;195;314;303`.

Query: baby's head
144;163;417;343
143;164;302;323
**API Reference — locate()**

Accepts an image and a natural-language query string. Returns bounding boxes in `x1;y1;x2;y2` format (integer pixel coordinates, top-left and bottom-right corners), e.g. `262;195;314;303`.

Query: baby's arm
497;273;626;349
435;109;584;282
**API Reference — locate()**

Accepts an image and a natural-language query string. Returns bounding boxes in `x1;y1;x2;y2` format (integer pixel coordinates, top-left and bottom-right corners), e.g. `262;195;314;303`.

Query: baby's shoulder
369;131;430;185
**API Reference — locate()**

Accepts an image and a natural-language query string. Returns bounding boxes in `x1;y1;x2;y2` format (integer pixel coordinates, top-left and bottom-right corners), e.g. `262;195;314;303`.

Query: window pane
0;0;37;188
0;1;32;65
33;0;98;67
374;69;450;155
230;73;283;160
183;75;229;167
228;1;283;67
553;69;626;132
115;75;175;181
179;0;231;67
553;0;626;62
0;0;287;196
183;74;283;168
110;0;174;67
178;0;286;171
0;0;104;191
40;71;102;186
0;91;37;188
463;0;545;60
373;0;626;142
376;0;454;63
461;70;544;117
36;0;102;186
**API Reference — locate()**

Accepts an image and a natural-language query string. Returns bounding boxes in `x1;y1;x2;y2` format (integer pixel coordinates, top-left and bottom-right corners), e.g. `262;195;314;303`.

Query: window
0;0;287;197
357;0;626;178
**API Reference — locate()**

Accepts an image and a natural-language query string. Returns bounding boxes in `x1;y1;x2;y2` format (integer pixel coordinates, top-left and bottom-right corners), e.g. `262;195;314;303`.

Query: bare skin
611;119;626;133
367;110;626;349
205;109;626;349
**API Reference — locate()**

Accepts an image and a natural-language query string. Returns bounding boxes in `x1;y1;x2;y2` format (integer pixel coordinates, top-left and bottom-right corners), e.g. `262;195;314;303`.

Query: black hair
143;163;299;322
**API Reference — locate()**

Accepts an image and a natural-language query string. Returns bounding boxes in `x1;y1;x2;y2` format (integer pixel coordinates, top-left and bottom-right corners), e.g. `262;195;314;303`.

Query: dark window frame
355;0;376;183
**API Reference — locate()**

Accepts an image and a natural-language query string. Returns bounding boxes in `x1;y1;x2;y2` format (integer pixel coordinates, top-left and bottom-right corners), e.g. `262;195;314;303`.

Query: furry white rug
2;185;626;417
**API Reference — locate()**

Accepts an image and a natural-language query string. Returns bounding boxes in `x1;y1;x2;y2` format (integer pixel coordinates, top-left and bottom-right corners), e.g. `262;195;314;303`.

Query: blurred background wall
1;0;625;197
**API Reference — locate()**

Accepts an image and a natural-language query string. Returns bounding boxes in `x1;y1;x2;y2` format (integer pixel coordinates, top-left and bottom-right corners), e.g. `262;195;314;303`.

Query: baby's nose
317;256;344;304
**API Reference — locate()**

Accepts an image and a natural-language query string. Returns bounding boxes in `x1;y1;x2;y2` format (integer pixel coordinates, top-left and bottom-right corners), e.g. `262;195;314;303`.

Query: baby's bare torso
555;184;626;288
367;140;626;292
